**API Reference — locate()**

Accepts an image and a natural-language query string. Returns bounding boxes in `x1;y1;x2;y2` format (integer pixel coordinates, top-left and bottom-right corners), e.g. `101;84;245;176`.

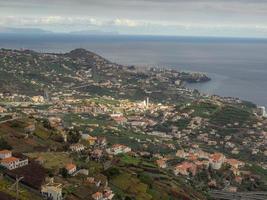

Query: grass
34;125;51;140
184;102;220;118
0;119;64;153
111;173;152;200
0;178;43;200
63;113;110;127
211;105;252;126
247;165;267;181
119;154;141;166
26;152;72;170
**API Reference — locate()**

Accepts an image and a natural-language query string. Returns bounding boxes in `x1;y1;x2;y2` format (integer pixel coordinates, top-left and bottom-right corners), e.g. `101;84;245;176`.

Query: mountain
0;48;209;102
0;27;52;34
69;29;119;35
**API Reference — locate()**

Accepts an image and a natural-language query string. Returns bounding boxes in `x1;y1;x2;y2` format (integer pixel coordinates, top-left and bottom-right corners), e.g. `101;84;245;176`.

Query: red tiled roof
92;192;102;199
1;157;19;164
175;162;195;170
65;163;76;171
209;153;224;162
0;150;11;155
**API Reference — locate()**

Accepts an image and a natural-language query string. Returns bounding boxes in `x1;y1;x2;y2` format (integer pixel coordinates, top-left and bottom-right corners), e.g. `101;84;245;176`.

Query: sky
0;0;267;37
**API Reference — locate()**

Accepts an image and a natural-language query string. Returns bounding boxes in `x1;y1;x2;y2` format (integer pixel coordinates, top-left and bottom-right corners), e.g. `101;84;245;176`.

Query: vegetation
0;137;12;150
26;152;72;170
0;178;43;200
211;106;253;126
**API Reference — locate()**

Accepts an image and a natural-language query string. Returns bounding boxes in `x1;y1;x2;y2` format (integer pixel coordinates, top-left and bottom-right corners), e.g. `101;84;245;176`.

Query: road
210;190;267;200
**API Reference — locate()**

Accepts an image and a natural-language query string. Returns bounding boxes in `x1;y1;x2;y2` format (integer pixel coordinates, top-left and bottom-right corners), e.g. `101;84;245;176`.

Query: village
0;49;266;200
0;88;266;200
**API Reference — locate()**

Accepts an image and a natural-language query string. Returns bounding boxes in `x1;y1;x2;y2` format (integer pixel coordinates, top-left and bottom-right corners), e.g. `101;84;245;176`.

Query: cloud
0;16;103;27
111;19;139;27
1;15;267;38
0;0;267;37
0;16;146;28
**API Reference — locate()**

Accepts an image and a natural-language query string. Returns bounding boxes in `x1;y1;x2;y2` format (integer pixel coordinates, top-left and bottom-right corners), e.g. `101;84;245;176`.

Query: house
209;153;225;170
91;149;104;160
1;157;20;170
0;106;7;113
176;149;187;158
70;144;85;152
194;160;209;170
32;96;45;103
195;150;209;159
103;188;115;200
174;162;197;176
24;124;36;134
88;135;98;145
97;137;107;146
65;163;77;175
231;167;241;176
92;192;103;200
0;150;12;159
226;159;245;169
0;150;28;170
156;159;167;169
188;153;198;161
82;134;97;145
106;144;131;155
111;115;127;125
227;186;237;193
41;180;63;200
48;117;62;128
35;156;45;165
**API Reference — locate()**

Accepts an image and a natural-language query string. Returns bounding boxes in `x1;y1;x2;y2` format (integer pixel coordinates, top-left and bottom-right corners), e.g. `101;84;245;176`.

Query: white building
0;157;28;170
65;163;77;175
41;181;63;200
106;144;131;155
209;153;225;170
257;106;267;117
0;150;28;170
0;150;12;159
32;96;45;103
70;144;85;152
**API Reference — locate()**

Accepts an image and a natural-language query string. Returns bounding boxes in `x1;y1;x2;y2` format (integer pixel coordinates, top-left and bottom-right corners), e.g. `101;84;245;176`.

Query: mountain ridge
0;48;210;102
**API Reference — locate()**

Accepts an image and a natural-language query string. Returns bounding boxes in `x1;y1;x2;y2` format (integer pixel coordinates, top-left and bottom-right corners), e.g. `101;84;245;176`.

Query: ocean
0;34;267;107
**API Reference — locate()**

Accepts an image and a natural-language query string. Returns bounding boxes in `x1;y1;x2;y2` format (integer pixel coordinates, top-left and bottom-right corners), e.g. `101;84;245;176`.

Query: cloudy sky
0;0;267;37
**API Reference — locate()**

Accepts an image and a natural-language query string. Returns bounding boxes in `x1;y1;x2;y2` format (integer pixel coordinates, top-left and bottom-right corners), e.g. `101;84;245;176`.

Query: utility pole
9;176;24;200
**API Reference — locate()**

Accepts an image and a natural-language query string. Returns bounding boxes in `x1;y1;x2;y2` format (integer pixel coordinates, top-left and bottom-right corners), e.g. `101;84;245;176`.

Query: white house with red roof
0;150;28;170
174;162;197;176
106;144;131;155
92;192;103;200
65;163;77;175
156;158;167;169
209;153;225;170
226;159;244;169
0;150;12;159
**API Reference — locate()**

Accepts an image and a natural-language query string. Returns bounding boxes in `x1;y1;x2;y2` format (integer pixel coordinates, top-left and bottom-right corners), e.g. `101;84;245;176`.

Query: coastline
0;34;267;107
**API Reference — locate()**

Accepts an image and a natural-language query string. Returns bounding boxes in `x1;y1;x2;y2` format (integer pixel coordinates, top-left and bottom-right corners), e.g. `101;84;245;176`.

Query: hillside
0;48;209;102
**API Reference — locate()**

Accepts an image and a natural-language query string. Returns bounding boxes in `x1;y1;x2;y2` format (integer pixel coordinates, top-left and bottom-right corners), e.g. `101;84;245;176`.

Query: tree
60;168;69;178
43;118;52;129
67;129;81;144
0;137;12;150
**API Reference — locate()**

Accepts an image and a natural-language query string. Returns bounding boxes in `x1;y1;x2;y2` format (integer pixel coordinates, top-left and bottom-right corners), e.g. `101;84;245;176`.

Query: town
0;49;266;200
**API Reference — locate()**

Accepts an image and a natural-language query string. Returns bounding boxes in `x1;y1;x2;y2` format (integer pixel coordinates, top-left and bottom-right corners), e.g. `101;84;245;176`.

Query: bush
67;129;81;144
60;167;69;178
0;137;12;150
104;167;121;178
